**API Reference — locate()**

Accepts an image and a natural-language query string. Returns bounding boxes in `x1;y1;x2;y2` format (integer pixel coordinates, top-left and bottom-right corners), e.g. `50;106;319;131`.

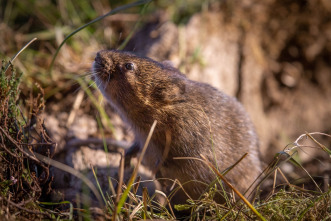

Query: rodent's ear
161;60;175;68
161;78;186;104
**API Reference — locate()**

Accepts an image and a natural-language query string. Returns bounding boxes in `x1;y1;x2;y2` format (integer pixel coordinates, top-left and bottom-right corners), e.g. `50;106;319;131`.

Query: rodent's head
92;50;186;122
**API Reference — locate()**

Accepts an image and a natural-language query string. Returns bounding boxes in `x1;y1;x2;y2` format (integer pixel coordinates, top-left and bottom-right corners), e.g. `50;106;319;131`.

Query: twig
0;126;51;184
277;168;290;185
66;90;84;127
0;126;42;163
0;196;53;219
0;143;20;158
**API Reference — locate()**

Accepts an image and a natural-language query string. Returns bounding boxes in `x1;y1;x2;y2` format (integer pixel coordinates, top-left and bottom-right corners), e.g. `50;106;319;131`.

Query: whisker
80;72;94;78
94;77;103;92
88;81;97;90
73;86;82;95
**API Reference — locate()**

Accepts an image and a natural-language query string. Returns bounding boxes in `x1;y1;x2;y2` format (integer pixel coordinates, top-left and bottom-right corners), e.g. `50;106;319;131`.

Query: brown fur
92;50;262;204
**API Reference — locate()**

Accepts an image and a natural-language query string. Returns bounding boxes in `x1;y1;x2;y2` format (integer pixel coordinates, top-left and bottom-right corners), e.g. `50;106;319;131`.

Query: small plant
0;61;22;132
0;60;56;219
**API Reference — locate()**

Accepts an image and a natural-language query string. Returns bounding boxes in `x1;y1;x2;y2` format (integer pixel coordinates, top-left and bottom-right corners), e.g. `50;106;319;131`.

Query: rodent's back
92;50;261;203
156;80;261;200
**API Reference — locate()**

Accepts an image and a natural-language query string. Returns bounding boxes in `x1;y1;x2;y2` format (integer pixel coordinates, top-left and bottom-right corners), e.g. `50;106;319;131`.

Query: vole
92;50;261;204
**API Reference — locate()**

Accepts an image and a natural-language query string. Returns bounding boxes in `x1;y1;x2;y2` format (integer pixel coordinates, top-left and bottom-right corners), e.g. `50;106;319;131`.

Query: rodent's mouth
92;61;104;79
92;54;113;82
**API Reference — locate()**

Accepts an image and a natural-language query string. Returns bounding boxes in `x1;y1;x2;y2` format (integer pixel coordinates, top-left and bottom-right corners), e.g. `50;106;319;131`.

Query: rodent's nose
94;51;108;66
95;52;100;60
95;50;109;62
95;51;102;61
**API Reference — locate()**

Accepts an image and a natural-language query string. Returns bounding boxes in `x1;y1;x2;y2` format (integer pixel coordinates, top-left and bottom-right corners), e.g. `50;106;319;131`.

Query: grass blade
199;154;267;221
4;37;37;72
49;0;153;74
115;120;157;216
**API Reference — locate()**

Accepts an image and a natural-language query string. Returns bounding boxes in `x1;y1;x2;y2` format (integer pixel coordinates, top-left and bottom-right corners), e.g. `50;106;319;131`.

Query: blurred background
1;0;330;202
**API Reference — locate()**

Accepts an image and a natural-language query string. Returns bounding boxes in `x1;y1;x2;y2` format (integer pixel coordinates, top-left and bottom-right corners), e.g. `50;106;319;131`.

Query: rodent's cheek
94;76;117;101
125;71;138;87
92;63;109;82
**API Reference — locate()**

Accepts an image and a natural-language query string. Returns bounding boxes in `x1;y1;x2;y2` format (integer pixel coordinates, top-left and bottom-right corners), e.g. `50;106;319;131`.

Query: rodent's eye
125;63;134;71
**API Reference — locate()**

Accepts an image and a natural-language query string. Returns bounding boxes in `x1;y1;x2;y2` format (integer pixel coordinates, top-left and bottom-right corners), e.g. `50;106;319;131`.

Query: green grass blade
49;0;153;74
73;75;115;134
91;166;110;212
115;120;157;216
117;1;151;50
4;37;37;73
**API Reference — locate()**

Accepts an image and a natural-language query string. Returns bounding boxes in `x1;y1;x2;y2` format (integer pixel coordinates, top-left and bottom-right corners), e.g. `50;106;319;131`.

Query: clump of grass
105;132;330;220
254;132;331;220
258;187;330;220
0;60;57;219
